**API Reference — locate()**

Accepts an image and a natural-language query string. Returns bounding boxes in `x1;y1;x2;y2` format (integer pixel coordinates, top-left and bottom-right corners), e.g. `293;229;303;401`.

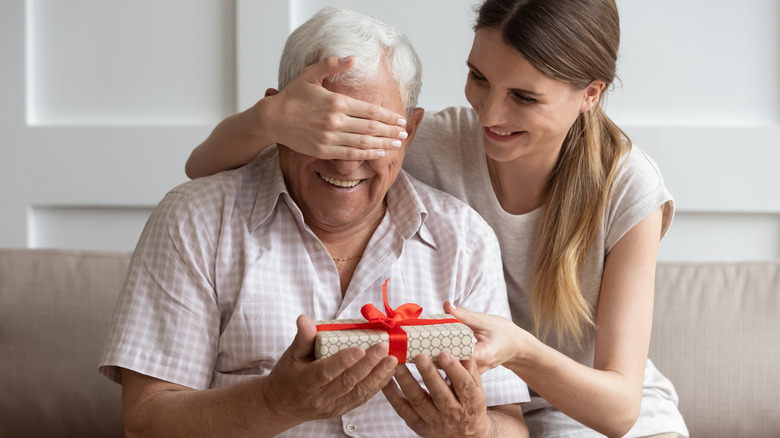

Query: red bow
316;279;460;363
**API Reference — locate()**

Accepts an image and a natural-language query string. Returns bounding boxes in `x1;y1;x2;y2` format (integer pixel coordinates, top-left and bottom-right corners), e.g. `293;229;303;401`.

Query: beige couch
1;248;778;437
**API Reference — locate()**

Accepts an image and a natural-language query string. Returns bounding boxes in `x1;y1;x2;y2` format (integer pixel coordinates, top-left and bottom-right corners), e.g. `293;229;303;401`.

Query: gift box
314;280;474;363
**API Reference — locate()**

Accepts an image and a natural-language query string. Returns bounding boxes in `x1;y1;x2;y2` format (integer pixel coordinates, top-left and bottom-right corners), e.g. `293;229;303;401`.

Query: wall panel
1;0;777;261
26;0;236;126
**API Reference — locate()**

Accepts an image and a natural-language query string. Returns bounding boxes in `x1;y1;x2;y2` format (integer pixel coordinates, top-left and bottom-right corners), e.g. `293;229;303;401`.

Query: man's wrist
255;376;302;431
480;410;501;438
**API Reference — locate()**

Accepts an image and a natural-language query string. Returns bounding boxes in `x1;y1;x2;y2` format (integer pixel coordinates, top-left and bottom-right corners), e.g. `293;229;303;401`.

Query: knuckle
357;135;371;149
351;382;370;401
313;363;335;383
341;148;363;160
365;105;380;119
318;131;336;146
340;371;360;389
327;95;347;112
443;409;464;426
365;120;381;135
322;113;341;131
309;398;329;416
407;391;429;409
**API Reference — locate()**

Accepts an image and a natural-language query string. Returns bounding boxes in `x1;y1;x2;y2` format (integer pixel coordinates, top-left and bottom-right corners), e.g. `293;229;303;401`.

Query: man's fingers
287;314;318;362
324;343;391;395
382;378;424;426
414;353;464;413
435;353;484;408
393;362;438;420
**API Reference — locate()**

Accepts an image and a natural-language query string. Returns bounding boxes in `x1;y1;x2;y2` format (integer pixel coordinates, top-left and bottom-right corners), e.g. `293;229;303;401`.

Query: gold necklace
331;201;387;262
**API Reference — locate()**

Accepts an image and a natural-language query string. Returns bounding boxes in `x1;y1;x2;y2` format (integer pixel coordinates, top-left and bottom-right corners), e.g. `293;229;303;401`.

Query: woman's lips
483;126;525;142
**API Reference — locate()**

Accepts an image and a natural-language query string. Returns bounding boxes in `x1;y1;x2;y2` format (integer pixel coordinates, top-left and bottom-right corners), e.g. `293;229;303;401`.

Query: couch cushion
0;249;131;438
650;260;780;436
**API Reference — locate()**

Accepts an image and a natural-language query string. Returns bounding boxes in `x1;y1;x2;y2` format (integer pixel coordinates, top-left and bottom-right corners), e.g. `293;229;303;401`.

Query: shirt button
345;423;356;433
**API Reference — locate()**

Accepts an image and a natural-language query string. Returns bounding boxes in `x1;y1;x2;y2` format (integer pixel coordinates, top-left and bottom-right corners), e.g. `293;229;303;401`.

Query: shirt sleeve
99;190;221;390
457;215;532;405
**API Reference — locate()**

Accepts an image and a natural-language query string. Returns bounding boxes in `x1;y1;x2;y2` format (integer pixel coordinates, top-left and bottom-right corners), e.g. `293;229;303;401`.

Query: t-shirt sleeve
98;190;221;390
604;146;675;253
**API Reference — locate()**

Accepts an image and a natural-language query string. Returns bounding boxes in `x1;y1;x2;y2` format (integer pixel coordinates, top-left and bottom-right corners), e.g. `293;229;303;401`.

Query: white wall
1;0;778;261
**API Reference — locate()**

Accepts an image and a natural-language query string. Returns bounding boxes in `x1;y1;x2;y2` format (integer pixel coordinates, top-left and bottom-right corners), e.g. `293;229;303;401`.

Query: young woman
185;0;688;436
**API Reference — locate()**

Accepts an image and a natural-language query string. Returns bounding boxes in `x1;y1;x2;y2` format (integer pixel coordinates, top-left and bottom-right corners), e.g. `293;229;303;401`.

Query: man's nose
330;159;363;175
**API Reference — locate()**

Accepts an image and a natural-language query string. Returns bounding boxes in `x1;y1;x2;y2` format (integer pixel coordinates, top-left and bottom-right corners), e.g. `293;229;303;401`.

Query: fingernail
340;55;355;63
397;131;408;140
391;140;402;148
384;358;397;371
439;351;453;365
397;118;407;127
377;149;386;157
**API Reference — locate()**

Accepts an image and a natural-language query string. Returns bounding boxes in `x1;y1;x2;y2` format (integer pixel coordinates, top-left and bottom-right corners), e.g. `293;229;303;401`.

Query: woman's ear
580;81;605;113
264;88;280;98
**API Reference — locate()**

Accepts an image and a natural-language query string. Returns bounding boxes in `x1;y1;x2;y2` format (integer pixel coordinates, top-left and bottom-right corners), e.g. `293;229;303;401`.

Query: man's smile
319;172;363;188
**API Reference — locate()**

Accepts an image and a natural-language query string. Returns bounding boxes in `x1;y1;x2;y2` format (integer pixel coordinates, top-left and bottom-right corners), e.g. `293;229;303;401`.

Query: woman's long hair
476;0;631;346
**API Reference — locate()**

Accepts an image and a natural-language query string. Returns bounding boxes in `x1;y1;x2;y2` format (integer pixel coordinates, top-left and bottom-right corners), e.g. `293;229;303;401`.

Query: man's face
278;65;420;234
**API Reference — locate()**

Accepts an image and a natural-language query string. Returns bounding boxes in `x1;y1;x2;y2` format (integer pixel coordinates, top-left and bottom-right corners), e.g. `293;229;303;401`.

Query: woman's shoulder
403;106;483;192
604;144;675;248
418;106;480;138
620;144;667;183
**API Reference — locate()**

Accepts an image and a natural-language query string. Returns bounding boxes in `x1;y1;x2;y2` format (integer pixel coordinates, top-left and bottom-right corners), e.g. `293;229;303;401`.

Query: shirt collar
249;147;436;249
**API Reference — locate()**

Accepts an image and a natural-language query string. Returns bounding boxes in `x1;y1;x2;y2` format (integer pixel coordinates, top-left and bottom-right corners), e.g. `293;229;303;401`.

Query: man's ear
403;107;425;146
265;88;280;98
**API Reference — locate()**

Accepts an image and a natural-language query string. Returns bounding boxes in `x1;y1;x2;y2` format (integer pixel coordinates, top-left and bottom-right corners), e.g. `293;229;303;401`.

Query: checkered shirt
99;147;529;437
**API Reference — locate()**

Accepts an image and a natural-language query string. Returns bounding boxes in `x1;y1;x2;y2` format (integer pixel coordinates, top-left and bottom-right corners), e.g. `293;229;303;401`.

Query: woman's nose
478;91;509;127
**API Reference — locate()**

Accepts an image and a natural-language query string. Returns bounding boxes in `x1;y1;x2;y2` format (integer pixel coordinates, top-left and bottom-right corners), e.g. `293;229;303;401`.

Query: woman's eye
512;92;536;104
468;70;486;81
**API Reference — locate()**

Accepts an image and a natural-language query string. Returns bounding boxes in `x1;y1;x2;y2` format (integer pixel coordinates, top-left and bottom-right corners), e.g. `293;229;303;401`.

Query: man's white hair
278;7;422;115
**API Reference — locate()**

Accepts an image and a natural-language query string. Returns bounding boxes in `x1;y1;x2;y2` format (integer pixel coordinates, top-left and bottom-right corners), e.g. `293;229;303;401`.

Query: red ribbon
316;279;461;363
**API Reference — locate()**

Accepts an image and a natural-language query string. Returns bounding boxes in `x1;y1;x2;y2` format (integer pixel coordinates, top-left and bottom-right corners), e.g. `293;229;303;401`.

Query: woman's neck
486;154;556;215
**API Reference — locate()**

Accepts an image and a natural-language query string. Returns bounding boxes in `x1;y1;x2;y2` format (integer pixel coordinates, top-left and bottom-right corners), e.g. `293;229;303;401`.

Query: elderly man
100;7;528;437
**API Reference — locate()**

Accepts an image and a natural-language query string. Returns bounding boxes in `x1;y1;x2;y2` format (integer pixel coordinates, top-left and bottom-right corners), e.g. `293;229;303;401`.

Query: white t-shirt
404;106;689;437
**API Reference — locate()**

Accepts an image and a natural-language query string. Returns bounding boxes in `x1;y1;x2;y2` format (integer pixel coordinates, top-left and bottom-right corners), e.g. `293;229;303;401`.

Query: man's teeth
490;128;515;136
320;174;361;188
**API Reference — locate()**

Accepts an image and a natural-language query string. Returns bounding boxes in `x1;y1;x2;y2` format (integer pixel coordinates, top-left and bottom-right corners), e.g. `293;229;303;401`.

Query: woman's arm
185;56;409;179
449;206;663;437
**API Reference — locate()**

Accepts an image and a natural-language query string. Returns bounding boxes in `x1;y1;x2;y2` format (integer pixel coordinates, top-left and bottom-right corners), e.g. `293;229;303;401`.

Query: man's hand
382;352;494;438
261;315;398;424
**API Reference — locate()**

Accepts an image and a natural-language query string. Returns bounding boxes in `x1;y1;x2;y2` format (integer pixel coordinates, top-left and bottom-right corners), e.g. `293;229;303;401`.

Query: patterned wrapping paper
314;314;474;364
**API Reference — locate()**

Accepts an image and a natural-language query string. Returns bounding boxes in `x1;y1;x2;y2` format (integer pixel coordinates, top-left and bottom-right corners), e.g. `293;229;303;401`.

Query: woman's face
465;28;601;165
